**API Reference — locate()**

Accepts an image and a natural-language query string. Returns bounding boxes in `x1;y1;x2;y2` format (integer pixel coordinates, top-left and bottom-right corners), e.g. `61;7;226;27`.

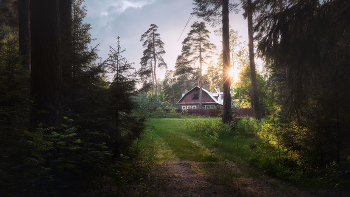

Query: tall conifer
176;21;216;109
30;0;61;127
192;0;238;123
140;24;167;107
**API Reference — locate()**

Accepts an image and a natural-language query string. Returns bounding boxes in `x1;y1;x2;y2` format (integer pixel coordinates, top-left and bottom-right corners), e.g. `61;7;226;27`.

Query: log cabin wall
178;87;220;109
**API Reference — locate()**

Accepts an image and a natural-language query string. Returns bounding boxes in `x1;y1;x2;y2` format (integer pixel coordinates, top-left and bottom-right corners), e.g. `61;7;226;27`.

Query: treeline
253;0;350;171
0;0;146;196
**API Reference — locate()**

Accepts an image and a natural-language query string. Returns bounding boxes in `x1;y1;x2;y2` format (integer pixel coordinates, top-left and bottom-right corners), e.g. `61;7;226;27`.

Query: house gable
177;86;223;109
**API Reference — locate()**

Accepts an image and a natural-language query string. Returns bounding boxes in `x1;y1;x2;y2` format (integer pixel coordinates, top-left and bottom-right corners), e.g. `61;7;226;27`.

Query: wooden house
177;86;223;109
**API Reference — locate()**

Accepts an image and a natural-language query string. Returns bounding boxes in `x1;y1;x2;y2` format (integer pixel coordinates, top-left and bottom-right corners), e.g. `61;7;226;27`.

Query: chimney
182;89;188;98
216;86;220;93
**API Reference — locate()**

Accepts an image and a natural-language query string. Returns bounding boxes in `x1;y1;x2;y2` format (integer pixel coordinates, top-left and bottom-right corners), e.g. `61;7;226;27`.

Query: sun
229;67;240;83
229;68;235;76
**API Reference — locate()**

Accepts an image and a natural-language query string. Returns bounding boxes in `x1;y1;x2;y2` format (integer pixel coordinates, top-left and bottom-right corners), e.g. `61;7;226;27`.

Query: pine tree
18;0;30;70
176;21;216;109
203;61;222;91
140;24;167;107
163;70;178;108
192;0;238;123
30;0;62;127
243;0;261;120
60;0;73;85
255;0;350;167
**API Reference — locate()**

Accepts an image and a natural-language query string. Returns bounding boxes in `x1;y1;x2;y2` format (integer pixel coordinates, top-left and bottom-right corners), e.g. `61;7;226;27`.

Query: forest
0;0;349;196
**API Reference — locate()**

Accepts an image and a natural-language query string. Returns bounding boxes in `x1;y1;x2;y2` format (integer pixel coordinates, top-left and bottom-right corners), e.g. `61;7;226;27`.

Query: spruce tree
256;0;350;167
105;36;144;155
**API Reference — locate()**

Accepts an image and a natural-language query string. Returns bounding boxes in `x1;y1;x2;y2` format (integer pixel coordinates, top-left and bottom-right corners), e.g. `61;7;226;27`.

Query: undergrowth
180;117;350;191
111;116;349;195
101;126;158;196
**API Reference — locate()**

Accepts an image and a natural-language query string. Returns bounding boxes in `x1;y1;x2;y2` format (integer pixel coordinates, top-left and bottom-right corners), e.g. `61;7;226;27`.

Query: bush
182;109;188;116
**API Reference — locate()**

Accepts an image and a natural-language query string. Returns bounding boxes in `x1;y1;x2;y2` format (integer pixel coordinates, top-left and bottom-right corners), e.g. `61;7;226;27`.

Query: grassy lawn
148;118;218;162
144;117;304;196
131;117;348;196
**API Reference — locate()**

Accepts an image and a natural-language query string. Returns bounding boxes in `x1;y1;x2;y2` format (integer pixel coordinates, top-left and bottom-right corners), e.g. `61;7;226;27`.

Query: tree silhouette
242;0;261;120
255;0;350;166
18;0;30;70
60;0;72;86
192;0;238;123
30;0;62;127
140;24;167;107
176;21;216;109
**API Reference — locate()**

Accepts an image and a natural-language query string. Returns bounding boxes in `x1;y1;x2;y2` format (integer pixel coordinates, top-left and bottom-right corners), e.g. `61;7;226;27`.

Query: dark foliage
0;1;147;196
175;21;216;109
139;24;167;107
256;0;350;174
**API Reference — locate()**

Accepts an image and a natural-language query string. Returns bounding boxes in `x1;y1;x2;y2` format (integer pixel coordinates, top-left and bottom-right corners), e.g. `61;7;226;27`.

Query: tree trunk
116;37;120;84
173;87;175;108
30;0;62;127
60;0;72;86
247;0;261;120
199;42;203;109
222;0;232;123
153;31;157;107
18;0;30;71
72;6;77;90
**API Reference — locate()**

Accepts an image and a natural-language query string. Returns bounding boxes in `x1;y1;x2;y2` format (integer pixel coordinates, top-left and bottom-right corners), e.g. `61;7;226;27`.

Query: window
187;106;192;109
192;94;199;100
192;106;196;109
182;106;186;109
205;105;215;109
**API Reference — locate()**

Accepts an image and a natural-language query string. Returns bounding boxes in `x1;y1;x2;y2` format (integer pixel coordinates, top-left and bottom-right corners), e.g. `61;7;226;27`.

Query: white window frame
187;106;192;109
182;106;186;109
192;106;196;109
205;105;215;109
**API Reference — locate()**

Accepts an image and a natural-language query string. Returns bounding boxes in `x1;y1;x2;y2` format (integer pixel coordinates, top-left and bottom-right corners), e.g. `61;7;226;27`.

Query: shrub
182;109;188;116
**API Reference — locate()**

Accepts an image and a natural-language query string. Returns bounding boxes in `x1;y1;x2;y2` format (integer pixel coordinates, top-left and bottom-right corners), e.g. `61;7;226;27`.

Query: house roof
176;86;223;105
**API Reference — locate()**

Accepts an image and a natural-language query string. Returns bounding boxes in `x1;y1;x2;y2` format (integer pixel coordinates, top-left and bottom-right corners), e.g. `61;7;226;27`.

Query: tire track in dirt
152;161;228;197
151;131;239;196
151;121;317;197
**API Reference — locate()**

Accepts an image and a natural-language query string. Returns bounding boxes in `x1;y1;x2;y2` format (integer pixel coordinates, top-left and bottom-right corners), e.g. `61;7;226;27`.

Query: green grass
148;118;218;162
179;117;303;180
168;117;349;192
126;116;349;196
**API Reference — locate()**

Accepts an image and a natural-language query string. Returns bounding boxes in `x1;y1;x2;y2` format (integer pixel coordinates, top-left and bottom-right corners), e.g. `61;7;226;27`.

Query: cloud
112;0;155;14
83;0;250;80
85;0;154;17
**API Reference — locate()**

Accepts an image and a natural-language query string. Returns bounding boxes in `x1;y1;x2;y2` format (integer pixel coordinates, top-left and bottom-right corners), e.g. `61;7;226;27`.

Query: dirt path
147;119;316;197
152;161;223;197
84;119;344;196
151;160;287;197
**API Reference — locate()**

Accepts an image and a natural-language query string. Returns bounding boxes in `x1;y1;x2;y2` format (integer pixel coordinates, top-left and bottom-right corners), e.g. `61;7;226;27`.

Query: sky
83;0;253;81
